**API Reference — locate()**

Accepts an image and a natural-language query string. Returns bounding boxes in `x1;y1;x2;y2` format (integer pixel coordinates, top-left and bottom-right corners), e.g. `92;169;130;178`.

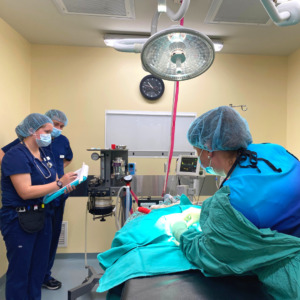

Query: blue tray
43;176;88;204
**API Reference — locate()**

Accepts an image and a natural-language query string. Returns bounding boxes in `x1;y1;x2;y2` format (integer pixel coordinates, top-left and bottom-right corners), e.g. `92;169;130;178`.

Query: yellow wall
287;48;300;157
29;45;288;254
0;18;31;144
0;18;31;278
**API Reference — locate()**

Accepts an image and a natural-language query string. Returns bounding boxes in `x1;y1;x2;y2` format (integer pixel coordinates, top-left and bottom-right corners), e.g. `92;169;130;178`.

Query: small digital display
180;157;198;173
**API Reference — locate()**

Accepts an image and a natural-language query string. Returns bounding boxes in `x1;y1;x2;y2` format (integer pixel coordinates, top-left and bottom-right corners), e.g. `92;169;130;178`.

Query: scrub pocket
17;206;45;233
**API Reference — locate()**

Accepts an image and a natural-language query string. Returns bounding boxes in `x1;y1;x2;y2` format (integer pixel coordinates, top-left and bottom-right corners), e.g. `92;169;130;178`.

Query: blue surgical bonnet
15;113;53;140
187;106;253;151
45;109;68;126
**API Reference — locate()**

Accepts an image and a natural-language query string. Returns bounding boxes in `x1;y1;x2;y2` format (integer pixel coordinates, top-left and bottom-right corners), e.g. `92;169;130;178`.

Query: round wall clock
140;75;165;101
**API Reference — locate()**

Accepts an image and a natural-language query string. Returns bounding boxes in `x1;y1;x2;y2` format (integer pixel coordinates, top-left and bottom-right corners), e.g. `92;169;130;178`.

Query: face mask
51;127;62;138
36;133;52;147
205;158;227;177
205;166;226;177
199;149;226;177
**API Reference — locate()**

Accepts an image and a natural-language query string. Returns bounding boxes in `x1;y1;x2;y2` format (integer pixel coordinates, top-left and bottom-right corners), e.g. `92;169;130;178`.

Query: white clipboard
43;163;89;204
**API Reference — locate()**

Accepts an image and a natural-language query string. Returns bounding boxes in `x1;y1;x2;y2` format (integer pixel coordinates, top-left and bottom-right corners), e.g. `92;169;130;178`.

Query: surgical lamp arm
260;0;290;22
151;11;162;35
166;0;190;21
111;39;148;53
151;0;190;35
260;0;300;26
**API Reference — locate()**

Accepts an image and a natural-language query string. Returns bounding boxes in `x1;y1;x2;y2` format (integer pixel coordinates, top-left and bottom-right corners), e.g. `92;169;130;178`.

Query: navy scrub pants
43;198;66;283
3;214;52;300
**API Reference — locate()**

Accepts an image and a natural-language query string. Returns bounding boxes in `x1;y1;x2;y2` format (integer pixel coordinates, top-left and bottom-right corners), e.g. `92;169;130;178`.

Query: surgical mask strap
199;149;204;160
198;149;204;168
208;155;212;167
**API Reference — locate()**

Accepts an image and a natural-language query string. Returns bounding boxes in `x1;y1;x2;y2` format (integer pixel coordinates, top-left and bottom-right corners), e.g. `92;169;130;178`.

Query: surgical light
141;26;215;81
140;0;215;81
104;0;219;81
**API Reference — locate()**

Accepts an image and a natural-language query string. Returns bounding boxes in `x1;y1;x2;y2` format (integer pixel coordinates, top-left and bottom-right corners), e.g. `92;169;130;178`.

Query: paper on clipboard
74;163;89;183
43;163;89;204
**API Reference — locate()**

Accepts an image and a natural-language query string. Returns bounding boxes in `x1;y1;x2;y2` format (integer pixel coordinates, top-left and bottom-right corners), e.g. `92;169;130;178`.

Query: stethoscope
40;151;53;169
22;142;53;179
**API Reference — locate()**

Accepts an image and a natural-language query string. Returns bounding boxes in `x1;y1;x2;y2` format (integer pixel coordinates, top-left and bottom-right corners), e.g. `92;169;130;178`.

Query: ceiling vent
205;0;272;25
52;0;135;19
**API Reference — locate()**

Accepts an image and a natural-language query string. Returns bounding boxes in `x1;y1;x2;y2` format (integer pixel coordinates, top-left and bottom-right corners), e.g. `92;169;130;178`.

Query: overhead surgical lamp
141;0;215;81
103;0;216;81
140;26;215;81
260;0;300;26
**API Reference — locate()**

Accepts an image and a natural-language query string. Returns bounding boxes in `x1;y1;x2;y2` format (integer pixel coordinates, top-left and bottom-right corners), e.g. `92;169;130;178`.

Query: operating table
120;270;272;300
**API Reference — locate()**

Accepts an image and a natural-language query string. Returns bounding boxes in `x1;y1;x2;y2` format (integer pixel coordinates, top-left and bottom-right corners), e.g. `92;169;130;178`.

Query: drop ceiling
1;0;300;55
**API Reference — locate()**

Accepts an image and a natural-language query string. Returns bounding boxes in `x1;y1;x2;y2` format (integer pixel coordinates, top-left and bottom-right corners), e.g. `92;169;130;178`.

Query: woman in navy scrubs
0;109;73;290
0;113;77;300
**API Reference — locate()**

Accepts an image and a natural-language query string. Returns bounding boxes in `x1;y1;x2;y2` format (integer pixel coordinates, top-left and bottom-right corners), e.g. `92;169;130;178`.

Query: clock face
140;75;165;100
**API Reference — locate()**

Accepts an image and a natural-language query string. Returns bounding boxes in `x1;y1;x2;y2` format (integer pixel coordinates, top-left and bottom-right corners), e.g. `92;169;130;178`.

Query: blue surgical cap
187;106;252;151
45;109;68;126
15;113;53;140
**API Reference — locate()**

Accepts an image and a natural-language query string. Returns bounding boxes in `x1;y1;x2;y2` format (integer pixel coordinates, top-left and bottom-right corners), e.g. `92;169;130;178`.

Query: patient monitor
176;155;201;176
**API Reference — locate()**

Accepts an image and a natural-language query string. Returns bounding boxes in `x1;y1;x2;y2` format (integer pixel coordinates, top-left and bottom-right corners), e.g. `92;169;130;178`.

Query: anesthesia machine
87;147;129;221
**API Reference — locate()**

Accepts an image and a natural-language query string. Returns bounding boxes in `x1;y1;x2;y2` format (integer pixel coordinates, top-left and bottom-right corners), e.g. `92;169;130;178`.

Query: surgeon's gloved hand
171;220;188;242
182;207;201;227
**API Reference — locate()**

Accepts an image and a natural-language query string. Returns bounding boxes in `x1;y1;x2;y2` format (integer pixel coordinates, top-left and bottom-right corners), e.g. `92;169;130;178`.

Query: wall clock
140;75;165;101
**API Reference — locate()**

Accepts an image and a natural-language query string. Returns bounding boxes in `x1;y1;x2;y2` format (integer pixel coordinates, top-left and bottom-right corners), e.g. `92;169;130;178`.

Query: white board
105;110;197;157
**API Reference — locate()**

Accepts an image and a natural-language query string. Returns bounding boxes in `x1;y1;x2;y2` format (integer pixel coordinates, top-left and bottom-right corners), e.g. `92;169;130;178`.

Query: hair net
45;109;68;126
187;106;252;151
15;113;53;140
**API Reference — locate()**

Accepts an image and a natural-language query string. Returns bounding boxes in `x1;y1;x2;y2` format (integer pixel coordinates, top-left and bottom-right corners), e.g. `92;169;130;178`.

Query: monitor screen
180;157;198;173
176;155;200;176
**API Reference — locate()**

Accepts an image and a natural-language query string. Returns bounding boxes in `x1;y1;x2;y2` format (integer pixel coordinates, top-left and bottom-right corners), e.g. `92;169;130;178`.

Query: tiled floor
0;254;108;300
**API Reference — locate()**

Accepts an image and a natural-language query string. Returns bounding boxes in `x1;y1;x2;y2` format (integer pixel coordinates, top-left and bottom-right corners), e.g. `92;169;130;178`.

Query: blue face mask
36;133;52;147
199;149;226;177
51;127;62;138
205;166;226;177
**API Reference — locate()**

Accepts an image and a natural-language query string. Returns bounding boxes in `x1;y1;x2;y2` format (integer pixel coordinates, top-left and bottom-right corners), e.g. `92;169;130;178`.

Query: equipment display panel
176;155;200;176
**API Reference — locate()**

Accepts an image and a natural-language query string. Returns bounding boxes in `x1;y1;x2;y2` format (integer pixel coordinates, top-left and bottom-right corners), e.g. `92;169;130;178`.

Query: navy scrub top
224;143;300;237
1;135;73;208
1;138;19;153
46;134;73;178
1;143;57;208
2;135;73;179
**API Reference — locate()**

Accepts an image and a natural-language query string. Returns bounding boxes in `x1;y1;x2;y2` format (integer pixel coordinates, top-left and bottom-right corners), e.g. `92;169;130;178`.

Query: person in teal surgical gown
173;105;300;239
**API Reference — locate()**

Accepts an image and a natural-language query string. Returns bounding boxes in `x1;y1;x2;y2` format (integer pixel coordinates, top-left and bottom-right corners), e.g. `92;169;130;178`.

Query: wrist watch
56;180;63;189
